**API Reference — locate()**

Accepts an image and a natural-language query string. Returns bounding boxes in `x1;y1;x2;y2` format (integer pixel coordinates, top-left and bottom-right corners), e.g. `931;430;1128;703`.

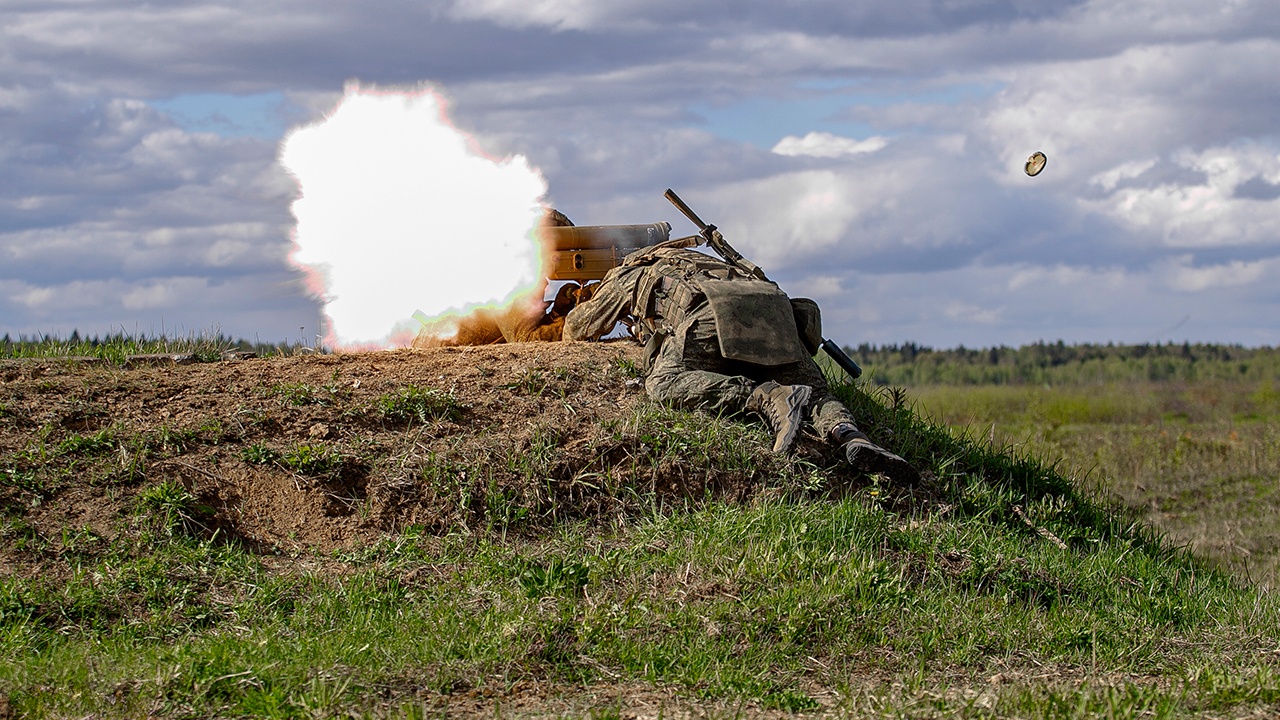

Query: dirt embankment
1;342;824;569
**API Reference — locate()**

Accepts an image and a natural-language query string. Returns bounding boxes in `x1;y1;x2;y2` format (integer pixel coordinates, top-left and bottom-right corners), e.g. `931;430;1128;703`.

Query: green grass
56;427;118;457
907;381;1280;588
280;443;343;477
265;379;353;407
234;440;347;478
373;385;464;425
1;494;1276;717
0;330;315;364
2;357;1279;716
135;479;215;538
241;441;280;465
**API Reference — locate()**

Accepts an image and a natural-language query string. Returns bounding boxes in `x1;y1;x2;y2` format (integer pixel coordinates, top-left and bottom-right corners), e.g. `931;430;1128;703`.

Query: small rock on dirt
124;353;198;367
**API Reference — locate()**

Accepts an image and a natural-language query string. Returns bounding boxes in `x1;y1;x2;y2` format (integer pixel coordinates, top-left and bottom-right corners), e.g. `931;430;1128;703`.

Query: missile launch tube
536;222;671;251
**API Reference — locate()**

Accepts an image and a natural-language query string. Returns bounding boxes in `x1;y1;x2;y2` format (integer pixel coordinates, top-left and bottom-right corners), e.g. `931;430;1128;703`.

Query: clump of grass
1;514;46;554
56;428;116;457
281;443;342;477
240;441;279;465
762;688;820;712
2;467;51;500
518;556;590;598
145;421;226;455
501;368;549;396
241;441;344;480
135;479;212;537
612;356;641;378
267;374;353;408
622;402;775;477
268;382;323;406
495;365;579;399
374;385;463;424
59;526;107;558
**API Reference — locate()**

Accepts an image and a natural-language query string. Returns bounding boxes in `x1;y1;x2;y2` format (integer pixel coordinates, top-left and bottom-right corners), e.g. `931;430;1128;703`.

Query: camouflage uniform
563;244;857;439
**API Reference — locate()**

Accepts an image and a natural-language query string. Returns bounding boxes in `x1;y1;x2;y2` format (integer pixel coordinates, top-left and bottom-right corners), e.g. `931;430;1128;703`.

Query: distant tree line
844;340;1280;386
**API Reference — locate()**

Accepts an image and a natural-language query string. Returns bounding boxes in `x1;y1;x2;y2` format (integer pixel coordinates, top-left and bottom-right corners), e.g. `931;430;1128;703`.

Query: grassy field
904;379;1280;590
0;331;310;364
6;494;1279;718
2;338;1279;717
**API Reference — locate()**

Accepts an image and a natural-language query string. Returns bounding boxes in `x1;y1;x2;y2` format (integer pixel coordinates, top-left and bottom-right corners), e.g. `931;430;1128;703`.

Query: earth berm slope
1;341;856;568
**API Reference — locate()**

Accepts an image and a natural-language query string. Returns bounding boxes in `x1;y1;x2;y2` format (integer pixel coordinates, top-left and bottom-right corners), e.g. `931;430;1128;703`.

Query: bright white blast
280;83;548;348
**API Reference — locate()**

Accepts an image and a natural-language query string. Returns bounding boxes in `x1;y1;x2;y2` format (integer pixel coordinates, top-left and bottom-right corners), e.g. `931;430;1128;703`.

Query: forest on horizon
845;339;1280;386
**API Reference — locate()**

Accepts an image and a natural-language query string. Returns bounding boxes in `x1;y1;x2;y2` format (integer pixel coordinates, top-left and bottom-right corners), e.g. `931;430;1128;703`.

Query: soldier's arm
564;266;641;341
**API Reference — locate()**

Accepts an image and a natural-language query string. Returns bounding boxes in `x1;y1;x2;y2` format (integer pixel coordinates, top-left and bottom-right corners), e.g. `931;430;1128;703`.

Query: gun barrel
820;339;863;380
663;189;709;231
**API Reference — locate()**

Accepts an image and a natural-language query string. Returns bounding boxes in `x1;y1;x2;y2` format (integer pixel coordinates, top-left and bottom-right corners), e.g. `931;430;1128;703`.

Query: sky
3;0;1279;349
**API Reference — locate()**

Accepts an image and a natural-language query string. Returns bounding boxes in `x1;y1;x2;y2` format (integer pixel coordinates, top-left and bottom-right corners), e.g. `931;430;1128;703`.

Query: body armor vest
625;247;809;366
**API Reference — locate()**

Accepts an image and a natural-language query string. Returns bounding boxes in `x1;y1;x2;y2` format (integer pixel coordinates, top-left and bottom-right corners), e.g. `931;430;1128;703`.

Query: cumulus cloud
3;0;1280;346
1162;254;1277;292
0;83;319;340
980;40;1280;179
448;0;1089;34
1081;144;1280;247
772;132;889;158
448;0;610;31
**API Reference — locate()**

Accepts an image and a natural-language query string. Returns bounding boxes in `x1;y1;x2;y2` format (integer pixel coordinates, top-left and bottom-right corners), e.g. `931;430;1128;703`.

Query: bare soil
0;341;826;572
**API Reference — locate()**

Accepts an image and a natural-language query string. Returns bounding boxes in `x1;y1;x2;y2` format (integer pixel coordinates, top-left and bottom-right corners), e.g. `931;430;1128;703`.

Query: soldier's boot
746;381;812;454
831;424;918;483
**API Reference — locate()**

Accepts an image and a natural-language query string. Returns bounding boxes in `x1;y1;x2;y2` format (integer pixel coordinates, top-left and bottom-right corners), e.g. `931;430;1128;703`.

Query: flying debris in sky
1025;151;1047;177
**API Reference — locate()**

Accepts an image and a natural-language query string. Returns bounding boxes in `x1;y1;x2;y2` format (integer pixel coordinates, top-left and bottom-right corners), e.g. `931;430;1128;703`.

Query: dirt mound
2;342;822;567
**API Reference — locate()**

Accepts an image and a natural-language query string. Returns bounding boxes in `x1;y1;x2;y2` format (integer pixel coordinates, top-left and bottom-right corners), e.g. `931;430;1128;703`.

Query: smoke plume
280;82;548;348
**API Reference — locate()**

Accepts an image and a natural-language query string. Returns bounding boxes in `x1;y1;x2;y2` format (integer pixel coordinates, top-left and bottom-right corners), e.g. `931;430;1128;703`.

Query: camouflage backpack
625;246;811;366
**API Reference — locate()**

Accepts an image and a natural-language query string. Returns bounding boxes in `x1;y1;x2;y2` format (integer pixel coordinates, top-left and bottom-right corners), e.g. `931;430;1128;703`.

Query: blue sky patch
693;81;1002;148
693;94;877;148
149;92;299;138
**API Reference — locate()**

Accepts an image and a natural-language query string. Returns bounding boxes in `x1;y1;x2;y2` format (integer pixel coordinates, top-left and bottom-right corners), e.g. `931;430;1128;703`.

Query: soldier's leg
646;310;811;453
761;357;917;481
644;314;754;417
754;357;855;439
